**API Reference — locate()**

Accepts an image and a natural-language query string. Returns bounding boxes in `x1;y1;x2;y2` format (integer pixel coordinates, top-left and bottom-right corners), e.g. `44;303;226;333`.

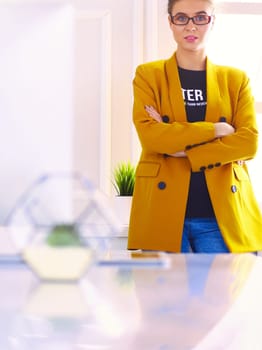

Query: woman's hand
169;151;186;157
144;105;162;122
144;105;186;157
214;122;235;138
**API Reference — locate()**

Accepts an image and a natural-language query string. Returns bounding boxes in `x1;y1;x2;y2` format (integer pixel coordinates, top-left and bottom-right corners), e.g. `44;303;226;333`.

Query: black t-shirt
178;67;215;218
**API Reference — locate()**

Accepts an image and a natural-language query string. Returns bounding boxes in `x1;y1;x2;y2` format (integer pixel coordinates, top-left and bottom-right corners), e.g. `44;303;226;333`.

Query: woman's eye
195;15;207;22
176;15;188;22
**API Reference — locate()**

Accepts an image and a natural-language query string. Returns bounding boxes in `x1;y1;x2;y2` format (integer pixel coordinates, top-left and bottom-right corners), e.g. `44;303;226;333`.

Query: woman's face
169;0;215;53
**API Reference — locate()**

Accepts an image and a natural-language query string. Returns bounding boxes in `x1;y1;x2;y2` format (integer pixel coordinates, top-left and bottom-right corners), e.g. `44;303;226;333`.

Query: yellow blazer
128;53;262;253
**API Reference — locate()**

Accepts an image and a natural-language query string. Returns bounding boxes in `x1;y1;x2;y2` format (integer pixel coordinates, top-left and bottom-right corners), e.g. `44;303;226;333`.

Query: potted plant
113;161;135;196
112;161;136;228
10;172;122;281
23;223;93;281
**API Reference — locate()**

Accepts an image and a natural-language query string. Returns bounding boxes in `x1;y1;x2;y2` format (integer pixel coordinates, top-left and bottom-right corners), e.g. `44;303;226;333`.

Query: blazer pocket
233;166;250;181
136;162;160;177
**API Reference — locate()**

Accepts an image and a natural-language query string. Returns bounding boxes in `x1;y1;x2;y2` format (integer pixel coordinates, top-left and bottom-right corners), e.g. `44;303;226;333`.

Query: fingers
144;105;159;116
214;122;235;138
144;105;162;122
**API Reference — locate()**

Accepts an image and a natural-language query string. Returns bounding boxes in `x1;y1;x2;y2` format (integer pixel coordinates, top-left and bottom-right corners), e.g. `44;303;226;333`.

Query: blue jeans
181;218;230;253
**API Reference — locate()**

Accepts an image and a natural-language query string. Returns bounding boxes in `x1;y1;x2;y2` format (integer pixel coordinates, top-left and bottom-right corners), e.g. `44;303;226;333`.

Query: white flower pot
112;196;132;228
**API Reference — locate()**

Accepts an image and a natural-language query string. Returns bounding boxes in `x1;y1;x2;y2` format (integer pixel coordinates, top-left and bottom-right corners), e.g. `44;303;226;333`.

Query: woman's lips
184;35;198;42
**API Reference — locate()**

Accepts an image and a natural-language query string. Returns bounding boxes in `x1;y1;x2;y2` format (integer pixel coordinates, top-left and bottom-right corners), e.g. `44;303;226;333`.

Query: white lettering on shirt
181;89;204;102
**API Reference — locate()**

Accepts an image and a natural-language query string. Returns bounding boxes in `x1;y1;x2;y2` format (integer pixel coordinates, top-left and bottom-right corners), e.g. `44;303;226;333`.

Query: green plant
46;224;83;247
113;161;136;196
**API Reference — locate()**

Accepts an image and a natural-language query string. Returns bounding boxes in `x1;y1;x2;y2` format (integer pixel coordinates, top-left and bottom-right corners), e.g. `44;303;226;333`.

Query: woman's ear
168;14;173;28
211;15;216;29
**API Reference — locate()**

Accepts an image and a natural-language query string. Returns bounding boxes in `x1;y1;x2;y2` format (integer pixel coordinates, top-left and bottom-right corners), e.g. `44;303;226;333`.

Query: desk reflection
128;254;257;350
0;253;261;350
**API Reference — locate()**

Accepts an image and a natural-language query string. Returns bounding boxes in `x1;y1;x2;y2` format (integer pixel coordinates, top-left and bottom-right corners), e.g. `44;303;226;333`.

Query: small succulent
113;162;136;196
46;224;83;247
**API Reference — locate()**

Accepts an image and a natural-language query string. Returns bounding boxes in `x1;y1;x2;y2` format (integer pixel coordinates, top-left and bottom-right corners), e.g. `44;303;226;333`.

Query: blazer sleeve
186;68;259;172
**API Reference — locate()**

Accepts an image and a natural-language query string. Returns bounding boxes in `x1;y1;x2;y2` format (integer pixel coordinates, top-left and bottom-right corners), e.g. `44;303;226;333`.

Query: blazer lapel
206;58;223;122
165;54;187;122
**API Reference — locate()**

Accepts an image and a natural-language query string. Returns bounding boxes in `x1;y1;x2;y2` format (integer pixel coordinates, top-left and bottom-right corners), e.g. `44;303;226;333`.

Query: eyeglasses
170;14;212;26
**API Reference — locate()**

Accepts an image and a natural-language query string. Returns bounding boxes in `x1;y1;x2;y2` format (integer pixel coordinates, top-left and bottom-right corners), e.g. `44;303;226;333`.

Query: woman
127;0;262;253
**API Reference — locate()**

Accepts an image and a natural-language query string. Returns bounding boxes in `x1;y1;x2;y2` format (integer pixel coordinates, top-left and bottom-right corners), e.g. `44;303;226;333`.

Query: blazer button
231;185;237;193
163;154;170;158
200;166;206;172
215;162;221;167
207;164;214;169
185;145;192;150
162;115;169;123
158;182;166;190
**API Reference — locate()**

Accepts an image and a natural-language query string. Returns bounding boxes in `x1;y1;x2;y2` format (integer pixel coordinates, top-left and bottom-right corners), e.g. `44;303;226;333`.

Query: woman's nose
185;23;196;31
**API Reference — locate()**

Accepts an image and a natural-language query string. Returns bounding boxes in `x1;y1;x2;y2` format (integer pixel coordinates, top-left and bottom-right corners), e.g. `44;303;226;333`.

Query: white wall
0;2;74;222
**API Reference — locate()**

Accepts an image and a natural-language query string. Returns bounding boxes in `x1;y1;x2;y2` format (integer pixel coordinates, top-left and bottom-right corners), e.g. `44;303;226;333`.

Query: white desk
1;252;262;349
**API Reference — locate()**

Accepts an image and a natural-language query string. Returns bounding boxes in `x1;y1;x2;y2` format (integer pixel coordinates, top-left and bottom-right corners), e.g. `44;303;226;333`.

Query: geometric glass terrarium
5;172;122;281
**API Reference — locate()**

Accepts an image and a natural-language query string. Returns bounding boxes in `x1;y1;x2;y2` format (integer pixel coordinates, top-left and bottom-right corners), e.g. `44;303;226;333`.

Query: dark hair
168;0;215;15
167;0;176;14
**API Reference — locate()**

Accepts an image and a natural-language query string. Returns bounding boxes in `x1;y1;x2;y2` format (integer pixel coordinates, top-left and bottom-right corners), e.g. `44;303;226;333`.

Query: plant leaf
113;162;136;196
